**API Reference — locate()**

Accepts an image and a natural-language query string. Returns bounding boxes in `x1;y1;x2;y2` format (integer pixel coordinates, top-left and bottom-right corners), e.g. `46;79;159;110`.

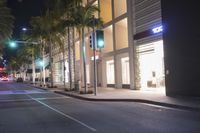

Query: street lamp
9;41;17;48
22;27;27;31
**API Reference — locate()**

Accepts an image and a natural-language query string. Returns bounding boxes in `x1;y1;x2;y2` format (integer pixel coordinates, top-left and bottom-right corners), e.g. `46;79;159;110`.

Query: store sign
152;26;163;34
134;25;163;40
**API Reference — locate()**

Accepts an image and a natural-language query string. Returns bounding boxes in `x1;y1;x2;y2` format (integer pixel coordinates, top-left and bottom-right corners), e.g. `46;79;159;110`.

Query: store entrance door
138;40;165;93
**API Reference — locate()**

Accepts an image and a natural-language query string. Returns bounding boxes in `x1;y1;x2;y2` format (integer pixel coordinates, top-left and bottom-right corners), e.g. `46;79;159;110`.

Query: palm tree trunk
81;28;87;93
49;40;54;87
32;50;35;84
23;65;26;81
72;28;76;90
68;27;72;90
63;42;66;89
42;47;46;86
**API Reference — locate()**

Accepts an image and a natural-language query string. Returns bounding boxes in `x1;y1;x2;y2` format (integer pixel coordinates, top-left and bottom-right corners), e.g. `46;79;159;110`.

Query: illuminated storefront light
152;25;163;34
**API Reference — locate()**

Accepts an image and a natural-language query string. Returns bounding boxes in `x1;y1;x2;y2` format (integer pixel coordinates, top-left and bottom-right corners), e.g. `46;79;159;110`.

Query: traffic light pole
14;40;38;45
92;18;97;96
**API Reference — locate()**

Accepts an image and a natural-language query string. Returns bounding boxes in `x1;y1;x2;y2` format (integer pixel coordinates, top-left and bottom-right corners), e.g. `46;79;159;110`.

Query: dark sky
2;0;46;65
7;0;46;39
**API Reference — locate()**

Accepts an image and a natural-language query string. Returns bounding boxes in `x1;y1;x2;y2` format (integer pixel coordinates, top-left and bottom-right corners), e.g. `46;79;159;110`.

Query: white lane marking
0;97;70;103
0;90;49;95
140;103;190;112
27;95;97;132
0;99;33;102
35;97;70;100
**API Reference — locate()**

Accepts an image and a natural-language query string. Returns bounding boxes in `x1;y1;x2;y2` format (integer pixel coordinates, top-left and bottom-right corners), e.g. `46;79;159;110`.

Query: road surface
0;82;200;133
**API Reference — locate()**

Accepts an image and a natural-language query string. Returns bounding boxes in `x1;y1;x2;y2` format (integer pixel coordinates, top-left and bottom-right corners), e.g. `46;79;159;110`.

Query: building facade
91;0;164;92
50;0;165;93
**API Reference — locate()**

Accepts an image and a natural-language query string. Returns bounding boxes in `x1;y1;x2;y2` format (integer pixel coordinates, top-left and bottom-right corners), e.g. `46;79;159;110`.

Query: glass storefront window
54;62;62;83
106;60;115;84
102;25;113;53
121;57;130;84
115;18;128;50
86;64;90;84
114;0;127;18
100;0;112;23
64;61;69;83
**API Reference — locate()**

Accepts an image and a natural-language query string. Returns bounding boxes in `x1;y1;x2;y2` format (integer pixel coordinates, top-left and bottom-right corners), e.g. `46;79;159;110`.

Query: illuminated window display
115;18;128;50
106;60;115;84
138;40;165;91
100;0;112;23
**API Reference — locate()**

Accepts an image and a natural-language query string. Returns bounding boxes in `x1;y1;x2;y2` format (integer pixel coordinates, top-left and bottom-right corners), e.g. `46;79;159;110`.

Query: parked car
16;77;23;82
1;76;9;81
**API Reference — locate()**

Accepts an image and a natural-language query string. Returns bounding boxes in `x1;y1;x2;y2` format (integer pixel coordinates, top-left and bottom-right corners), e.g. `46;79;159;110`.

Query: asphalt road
0;81;200;133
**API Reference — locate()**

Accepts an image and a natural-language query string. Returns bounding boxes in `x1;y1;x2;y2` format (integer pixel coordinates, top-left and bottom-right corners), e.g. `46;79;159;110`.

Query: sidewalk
31;84;200;112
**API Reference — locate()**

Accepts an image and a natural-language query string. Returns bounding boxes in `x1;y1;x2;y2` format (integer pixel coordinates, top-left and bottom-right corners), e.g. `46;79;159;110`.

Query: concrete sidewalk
31;84;200;112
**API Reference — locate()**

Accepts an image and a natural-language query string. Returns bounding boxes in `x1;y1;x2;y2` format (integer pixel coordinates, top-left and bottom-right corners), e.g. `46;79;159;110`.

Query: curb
55;91;200;112
26;84;200;112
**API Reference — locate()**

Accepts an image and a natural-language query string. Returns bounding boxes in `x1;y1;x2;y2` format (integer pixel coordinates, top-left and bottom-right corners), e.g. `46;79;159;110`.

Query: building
49;0;166;94
22;0;200;97
52;0;165;92
161;0;200;97
88;0;164;92
22;0;165;94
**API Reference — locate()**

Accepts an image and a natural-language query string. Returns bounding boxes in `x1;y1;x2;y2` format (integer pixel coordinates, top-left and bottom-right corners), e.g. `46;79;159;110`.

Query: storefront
138;40;165;93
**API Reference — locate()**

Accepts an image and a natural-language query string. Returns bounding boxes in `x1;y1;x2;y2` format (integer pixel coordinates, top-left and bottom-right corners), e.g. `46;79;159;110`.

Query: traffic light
89;33;94;48
96;30;104;48
89;32;95;49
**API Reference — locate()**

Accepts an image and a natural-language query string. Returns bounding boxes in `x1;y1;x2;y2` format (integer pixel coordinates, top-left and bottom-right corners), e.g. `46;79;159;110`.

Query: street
0;82;200;133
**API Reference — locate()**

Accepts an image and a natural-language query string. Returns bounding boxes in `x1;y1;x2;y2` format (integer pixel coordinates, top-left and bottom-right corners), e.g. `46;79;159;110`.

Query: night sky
3;0;46;63
7;0;46;39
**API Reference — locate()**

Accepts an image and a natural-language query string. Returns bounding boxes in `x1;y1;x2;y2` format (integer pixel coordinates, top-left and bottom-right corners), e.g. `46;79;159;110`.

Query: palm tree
18;43;40;84
72;3;103;93
47;0;82;90
30;9;67;88
16;48;32;81
0;0;14;42
7;57;19;78
6;49;31;80
0;0;14;54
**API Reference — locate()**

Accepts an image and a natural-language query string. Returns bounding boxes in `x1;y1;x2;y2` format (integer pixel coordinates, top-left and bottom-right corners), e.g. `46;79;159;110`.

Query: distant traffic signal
96;30;104;48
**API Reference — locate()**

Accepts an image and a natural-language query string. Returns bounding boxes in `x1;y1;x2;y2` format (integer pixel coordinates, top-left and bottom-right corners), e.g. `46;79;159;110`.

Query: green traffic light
98;40;104;48
96;30;104;48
